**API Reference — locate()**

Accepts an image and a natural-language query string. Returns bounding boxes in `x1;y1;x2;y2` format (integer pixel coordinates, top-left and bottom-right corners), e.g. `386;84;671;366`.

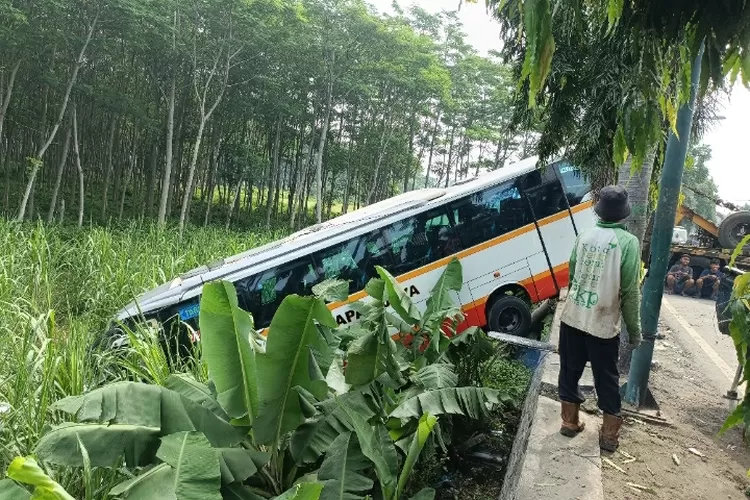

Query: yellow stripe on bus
327;201;591;310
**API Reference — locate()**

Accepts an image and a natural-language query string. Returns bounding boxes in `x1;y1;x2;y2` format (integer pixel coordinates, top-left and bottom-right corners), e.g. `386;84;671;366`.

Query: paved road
658;294;740;396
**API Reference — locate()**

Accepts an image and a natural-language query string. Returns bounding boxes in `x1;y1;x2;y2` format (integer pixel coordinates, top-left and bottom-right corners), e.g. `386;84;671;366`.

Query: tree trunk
203;137;222;226
315;77;334;223
72;105;84;227
0;59;21;157
425;111;441;188
226;175;244;230
47;116;72;223
17;15;98;221
118;132;139;220
266;117;282;227
367;110;394;204
101;116;117;218
616;147;657;373
145;141;159;216
157;11;178;227
178;118;207;232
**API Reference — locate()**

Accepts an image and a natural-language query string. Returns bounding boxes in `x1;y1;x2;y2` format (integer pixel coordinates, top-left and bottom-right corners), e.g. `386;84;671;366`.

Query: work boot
560;401;585;437
599;413;623;452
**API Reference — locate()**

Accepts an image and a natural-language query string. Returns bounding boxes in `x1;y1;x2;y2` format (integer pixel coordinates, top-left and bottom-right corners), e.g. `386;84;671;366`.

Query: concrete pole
624;42;704;406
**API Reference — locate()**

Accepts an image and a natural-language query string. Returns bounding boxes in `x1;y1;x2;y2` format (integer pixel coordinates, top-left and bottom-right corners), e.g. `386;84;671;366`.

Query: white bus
112;156;593;345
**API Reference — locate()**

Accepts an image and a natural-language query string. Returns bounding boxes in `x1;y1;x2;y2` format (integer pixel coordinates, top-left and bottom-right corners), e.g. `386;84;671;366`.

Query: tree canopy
477;0;750;182
1;0;520;229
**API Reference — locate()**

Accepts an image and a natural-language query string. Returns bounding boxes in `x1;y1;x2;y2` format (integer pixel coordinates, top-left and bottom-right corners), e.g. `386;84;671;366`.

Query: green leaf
291;391;376;464
156;432;222;500
729;235;750;268
109;464;176;499
397;414;437;498
0;479;31;500
606;0;624;30
326;355;351;396
313;280;351;303
275;483;324;500
345;317;403;387
200;281;260;425
341;406;398;500
421;260;462;326
35;422;159;468
318;433;373;500
408;488;436;500
218;449;263;485
36;382;245;467
6;457;74;500
221;484;266;500
520;0;555;108
411;364;458;389
164;374;229;421
389;387;505;420
376;266;421;324
613;124;628;166
254;295;336;445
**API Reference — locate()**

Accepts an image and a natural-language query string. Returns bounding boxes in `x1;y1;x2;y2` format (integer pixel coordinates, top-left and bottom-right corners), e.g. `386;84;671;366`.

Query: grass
0;217;541;497
0;219;281;484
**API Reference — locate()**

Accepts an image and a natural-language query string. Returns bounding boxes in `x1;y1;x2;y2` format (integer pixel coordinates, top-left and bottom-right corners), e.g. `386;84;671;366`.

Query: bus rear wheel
487;295;532;338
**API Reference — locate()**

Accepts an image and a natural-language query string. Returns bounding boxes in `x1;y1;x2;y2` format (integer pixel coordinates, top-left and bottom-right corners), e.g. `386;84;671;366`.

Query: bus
111;156;593;345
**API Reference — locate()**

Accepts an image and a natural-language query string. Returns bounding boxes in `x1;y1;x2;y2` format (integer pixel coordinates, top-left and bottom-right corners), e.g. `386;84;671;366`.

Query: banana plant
2;261;505;500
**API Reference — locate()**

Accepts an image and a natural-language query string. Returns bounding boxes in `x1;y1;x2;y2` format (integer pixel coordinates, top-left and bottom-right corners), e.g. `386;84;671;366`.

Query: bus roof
204;156;542;276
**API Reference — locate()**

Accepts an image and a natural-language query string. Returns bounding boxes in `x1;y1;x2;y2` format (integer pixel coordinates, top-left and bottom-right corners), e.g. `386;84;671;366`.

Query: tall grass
0;219;280;478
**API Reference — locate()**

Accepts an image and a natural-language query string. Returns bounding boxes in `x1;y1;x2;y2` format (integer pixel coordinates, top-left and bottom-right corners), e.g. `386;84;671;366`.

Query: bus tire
487;296;532;338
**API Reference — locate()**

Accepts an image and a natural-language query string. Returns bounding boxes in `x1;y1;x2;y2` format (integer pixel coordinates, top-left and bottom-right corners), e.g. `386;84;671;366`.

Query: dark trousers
558;322;621;416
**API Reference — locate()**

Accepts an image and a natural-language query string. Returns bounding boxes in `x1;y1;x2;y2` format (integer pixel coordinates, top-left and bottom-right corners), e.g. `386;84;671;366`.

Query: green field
0;220;532;498
0;221;281;474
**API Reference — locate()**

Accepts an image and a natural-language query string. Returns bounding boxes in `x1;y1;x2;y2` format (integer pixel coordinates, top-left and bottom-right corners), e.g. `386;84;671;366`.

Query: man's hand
629;335;641;348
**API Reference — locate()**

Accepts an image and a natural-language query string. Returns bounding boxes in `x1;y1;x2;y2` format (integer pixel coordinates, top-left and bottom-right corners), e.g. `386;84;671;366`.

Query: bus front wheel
487;296;532;338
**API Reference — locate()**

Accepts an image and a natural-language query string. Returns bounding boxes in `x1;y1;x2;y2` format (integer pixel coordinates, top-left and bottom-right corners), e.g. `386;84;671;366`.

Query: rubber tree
624;44;704;406
17;12;98;221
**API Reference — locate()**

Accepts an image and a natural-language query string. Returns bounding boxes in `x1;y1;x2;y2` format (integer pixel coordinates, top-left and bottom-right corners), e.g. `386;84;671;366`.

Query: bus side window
521;165;567;220
382;207;455;275
311;230;391;294
238;257;319;328
554;162;590;206
451;180;532;247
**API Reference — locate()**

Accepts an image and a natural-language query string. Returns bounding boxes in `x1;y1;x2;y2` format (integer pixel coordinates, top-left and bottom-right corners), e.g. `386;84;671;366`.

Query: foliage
681;143;719;225
720;235;750;436
0;258;508;499
479;0;746;183
0;219;280;491
1;0;520;229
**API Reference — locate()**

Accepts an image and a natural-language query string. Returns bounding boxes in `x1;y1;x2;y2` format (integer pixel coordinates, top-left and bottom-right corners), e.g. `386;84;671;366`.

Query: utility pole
624;42;704;406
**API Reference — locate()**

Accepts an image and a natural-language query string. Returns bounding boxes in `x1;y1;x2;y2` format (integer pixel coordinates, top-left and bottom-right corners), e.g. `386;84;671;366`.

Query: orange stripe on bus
326;202;591;311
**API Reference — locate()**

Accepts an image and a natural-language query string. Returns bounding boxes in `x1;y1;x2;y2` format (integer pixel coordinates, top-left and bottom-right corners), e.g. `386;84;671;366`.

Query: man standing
666;254;695;295
695;260;723;300
558;185;642;452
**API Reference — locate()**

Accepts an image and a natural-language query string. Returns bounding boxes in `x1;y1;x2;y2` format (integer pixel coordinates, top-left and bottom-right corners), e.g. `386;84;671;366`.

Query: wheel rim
732;222;748;241
497;307;522;334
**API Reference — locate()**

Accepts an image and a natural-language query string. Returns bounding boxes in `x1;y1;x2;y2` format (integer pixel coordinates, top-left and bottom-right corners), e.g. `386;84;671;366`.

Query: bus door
519;165;578;299
449;180;543;317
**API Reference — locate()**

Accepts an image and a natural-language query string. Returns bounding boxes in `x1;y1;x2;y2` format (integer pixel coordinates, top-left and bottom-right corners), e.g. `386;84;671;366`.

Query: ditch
408;306;555;500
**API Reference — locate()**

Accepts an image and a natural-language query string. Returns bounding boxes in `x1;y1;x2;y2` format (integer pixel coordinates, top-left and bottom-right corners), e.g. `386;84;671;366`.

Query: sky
369;0;750;206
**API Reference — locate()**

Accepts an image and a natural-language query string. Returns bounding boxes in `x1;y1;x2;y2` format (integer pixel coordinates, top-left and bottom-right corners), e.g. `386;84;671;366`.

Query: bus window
521;166;568;220
451;180;533;248
382;207;456;275
312;230;393;294
238;257;318;328
554;162;590;206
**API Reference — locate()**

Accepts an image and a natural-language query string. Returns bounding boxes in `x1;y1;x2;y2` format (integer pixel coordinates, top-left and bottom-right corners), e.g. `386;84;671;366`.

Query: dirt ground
601;296;750;500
